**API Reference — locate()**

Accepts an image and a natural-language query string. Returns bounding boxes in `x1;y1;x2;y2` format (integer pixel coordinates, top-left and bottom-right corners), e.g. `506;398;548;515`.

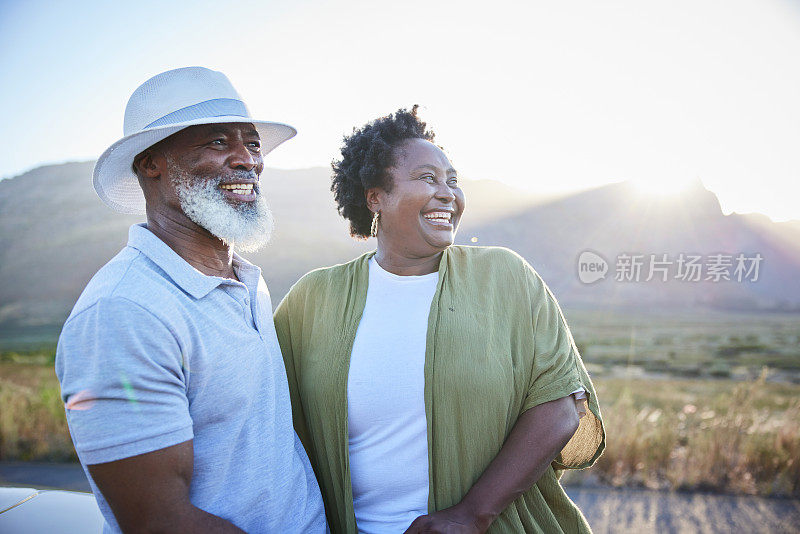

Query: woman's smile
421;209;454;227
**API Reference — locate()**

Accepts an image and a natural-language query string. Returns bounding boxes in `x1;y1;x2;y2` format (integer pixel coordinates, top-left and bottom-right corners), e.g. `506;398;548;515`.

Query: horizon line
2;158;798;224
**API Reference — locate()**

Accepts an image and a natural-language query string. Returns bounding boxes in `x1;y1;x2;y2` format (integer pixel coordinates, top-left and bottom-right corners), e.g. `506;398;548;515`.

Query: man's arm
88;440;245;534
404;395;580;534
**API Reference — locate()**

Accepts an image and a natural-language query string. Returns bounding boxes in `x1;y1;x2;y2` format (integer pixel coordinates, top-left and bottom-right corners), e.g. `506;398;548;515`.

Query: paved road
1;463;798;533
0;462;90;492
569;486;799;534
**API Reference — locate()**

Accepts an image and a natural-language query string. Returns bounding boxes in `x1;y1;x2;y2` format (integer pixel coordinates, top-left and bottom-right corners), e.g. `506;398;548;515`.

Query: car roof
0;487;104;532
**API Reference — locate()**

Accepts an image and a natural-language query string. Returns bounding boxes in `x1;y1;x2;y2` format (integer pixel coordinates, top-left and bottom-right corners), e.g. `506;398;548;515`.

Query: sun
630;176;700;198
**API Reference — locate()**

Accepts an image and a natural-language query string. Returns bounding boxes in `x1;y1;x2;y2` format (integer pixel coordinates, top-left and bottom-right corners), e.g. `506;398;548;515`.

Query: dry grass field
0;357;74;462
1;349;799;498
568;308;800;383
2;309;799;499
562;374;800;497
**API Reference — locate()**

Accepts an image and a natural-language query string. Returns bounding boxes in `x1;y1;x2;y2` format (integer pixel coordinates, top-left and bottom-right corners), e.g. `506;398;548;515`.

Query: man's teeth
423;212;452;222
220;183;255;195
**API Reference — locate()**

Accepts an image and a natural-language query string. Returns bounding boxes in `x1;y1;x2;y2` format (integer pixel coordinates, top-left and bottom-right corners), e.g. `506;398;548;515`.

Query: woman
274;107;605;533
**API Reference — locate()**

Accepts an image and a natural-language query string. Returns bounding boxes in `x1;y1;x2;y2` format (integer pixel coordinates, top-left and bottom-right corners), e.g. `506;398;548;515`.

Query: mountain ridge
1;161;798;343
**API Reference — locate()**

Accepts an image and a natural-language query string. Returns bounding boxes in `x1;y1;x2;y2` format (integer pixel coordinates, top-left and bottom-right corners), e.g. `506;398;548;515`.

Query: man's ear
365;187;383;214
133;150;162;180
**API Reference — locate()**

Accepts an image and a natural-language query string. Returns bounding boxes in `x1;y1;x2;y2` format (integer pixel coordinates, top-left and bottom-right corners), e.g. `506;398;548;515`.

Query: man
55;67;326;533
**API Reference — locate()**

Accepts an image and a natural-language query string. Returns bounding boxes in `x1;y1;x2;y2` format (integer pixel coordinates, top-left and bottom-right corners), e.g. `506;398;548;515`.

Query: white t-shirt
346;257;586;533
347;257;438;533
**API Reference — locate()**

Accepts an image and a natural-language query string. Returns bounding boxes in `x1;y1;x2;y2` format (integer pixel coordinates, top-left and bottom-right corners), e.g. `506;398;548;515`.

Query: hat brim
93;116;297;214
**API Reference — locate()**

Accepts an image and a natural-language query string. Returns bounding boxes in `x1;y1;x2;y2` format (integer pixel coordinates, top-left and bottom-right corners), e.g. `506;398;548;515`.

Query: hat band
143;98;249;129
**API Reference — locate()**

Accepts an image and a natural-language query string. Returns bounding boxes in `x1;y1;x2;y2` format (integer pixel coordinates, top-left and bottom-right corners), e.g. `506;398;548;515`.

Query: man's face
156;123;275;252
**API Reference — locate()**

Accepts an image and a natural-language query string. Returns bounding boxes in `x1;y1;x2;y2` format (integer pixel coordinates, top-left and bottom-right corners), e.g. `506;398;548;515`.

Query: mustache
212;169;260;183
167;158;260;186
211;169;261;193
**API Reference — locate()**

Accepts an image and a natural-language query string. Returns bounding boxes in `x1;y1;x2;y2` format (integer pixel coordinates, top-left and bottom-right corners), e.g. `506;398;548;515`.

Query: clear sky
2;0;799;221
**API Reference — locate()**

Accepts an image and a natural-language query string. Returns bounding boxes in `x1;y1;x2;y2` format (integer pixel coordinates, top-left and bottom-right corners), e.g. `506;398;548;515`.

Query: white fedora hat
93;66;297;214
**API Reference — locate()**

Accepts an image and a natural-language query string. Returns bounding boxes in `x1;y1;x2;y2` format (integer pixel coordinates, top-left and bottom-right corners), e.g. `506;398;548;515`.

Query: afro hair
331;105;435;238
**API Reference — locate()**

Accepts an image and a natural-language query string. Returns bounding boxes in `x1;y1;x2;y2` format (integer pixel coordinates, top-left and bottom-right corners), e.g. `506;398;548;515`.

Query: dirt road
1;463;797;533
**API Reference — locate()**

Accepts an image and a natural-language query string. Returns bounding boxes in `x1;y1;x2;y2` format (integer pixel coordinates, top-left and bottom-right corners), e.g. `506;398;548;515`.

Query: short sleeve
55;297;194;464
521;263;605;470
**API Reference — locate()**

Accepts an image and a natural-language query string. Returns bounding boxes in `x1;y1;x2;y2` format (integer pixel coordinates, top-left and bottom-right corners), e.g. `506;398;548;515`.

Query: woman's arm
404;395;580;534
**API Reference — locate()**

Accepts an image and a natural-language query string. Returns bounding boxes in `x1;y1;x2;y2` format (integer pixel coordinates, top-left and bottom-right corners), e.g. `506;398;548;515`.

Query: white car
0;486;104;533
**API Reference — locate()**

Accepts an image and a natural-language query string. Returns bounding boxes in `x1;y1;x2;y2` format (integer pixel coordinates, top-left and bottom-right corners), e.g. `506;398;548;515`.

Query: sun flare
630;176;700;198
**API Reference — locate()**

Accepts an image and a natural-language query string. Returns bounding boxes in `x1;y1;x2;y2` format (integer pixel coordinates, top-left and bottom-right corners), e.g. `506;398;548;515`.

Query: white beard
169;161;274;253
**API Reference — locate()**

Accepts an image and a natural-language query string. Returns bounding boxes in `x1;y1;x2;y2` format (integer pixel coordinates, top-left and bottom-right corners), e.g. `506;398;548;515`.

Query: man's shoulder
67;245;184;323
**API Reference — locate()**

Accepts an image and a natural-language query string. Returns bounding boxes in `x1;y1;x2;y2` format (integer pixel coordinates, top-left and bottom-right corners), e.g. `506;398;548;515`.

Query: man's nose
228;142;259;171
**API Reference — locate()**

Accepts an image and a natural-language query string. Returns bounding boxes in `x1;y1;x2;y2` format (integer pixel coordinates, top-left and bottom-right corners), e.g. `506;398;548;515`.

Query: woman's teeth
423;212;452;223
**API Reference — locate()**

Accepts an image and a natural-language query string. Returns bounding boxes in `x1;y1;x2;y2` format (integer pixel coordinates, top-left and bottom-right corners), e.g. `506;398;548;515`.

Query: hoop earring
370;211;380;238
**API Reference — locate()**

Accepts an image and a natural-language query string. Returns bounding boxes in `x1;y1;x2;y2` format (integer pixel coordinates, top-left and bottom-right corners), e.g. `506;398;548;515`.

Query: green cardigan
274;246;605;533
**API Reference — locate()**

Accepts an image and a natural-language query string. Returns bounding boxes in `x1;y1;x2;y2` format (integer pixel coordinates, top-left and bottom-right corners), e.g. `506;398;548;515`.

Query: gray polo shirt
56;224;325;533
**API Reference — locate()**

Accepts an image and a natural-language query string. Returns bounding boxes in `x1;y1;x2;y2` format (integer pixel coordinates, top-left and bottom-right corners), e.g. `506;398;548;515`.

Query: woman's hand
403;503;489;534
405;395;581;533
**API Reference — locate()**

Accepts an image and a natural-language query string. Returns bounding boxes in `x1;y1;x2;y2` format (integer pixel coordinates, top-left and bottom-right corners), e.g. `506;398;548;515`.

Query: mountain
458;178;800;310
0;161;546;343
0;162;798;345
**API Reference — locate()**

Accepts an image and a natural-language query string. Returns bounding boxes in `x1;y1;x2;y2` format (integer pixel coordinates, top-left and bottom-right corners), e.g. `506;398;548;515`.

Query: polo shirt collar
231;252;262;287
126;223;228;299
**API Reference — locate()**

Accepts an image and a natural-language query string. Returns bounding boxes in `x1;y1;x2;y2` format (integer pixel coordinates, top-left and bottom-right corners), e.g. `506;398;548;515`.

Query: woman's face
369;138;465;258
